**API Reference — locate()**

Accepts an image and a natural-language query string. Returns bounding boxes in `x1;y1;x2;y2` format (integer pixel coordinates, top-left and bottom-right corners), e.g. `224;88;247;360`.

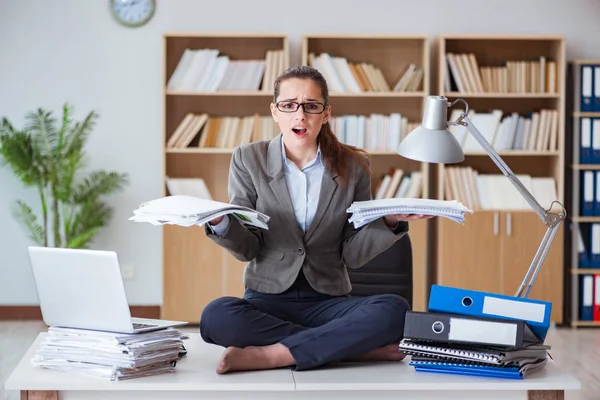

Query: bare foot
216;344;295;374
353;343;406;362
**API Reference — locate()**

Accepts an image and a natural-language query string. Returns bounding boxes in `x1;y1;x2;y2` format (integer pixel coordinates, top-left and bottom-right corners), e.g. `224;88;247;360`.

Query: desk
5;333;581;400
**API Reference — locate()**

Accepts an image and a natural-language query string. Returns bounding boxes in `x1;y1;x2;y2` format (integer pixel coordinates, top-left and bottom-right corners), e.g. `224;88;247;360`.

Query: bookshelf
434;35;566;323
567;60;600;327
301;34;431;311
162;33;289;322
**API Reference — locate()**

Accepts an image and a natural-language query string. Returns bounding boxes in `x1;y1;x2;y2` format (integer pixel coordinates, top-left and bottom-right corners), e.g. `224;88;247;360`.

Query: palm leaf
71;171;128;204
0;120;47;187
63;110;97;157
11;200;45;246
67;200;113;248
27;108;59;160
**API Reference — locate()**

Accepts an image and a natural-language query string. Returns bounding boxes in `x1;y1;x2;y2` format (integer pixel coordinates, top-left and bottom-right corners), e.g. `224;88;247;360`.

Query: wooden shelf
572;111;600;118
444;92;560;99
166;90;272;97
435;35;566;324
571;321;600;327
571;216;600;223
571;268;600;275
570;164;600;170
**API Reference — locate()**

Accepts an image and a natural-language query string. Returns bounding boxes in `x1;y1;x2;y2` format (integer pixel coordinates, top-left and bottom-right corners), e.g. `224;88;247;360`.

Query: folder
581;275;594;321
577;223;590;268
581;118;592;164
595;67;600;112
591;224;600;268
428;285;551;341
409;359;546;380
593;119;600;164
595;171;600;216
582;171;595;216
594;275;600;321
582;65;594;112
403;311;541;348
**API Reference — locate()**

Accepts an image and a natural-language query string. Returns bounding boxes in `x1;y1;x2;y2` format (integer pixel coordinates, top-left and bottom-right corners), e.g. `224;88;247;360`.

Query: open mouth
292;127;307;135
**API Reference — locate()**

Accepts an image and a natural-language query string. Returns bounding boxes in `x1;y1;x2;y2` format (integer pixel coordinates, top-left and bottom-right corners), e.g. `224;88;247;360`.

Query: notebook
399;339;550;365
409;357;548;380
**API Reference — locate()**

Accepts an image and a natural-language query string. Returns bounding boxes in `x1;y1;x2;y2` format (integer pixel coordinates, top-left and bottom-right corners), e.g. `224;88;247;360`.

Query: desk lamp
397;95;566;298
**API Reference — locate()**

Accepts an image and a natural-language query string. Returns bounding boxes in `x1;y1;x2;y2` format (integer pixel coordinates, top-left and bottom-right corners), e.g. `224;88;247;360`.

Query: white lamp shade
396;95;465;164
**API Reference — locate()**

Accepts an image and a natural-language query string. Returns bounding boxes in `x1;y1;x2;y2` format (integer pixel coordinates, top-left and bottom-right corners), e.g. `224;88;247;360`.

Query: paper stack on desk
346;198;473;228
130;194;270;229
31;327;188;381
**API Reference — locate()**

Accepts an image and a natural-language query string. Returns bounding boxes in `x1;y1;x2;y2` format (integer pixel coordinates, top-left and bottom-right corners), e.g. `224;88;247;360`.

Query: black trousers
199;270;410;371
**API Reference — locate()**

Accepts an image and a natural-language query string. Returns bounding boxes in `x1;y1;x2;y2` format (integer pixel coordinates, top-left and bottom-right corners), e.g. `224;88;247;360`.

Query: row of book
167;113;279;149
166;48;286;92
448;108;560;152
31;327;188;381
577;223;600;269
581;170;600;217
443;166;558;212
580;274;600;321
373;169;423;200
445;53;557;94
401;285;551;379
307;52;423;93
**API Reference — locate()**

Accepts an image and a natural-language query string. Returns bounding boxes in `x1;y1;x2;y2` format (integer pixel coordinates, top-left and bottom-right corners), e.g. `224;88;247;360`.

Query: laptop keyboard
133;322;159;329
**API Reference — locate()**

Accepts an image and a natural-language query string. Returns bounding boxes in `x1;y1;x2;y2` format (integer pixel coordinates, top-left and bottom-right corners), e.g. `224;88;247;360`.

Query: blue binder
595;171;600;216
581;65;594;112
410;360;524;379
581;118;592;164
428;285;551;341
595;66;600;112
580;275;594;321
582;170;595;217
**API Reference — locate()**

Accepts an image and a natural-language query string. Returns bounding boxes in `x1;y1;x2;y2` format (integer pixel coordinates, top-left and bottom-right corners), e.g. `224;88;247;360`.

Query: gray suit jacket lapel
305;163;338;241
267;135;304;241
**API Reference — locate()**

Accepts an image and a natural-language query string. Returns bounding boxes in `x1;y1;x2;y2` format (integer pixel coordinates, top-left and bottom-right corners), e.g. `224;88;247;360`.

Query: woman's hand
383;214;434;227
209;216;225;226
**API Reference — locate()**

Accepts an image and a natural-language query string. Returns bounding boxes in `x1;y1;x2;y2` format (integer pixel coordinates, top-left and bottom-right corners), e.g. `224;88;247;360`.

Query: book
129;195;270;229
346;198;473;228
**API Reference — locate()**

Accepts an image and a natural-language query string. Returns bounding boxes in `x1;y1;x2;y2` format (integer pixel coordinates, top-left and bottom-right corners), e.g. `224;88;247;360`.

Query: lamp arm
457;113;566;298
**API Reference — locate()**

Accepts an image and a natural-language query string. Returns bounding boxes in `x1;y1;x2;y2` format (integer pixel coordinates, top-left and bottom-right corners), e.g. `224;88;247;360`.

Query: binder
595;67;600;112
591;224;600;268
582;171;595;216
582;65;594;112
403;311;541;348
594;275;600;321
581;275;594;321
409;359;547;380
593;119;600;164
577;223;590;268
428;285;551;341
595;171;600;215
581;118;592;164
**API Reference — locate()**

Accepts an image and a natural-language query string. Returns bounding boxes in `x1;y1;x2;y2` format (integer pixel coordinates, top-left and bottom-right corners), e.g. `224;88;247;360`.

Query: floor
1;321;597;400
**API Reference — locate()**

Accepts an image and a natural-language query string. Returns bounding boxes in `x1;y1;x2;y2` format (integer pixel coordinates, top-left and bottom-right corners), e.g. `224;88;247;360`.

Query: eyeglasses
276;101;326;114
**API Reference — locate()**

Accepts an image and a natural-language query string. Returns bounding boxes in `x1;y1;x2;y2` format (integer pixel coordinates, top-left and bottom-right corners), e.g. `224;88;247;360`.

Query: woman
200;65;431;374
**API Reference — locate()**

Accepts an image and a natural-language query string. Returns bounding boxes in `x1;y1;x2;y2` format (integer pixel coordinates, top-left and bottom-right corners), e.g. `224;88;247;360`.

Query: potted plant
0;104;128;248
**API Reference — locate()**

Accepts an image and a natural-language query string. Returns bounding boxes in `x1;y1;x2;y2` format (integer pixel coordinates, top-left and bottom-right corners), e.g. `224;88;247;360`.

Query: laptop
28;246;188;334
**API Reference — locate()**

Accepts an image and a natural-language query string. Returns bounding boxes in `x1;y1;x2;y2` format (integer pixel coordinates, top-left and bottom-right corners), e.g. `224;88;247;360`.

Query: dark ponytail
273;65;370;184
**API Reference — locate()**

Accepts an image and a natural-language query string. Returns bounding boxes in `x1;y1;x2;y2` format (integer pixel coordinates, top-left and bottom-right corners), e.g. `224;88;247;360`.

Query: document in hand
129;195;270;229
347;198;473;228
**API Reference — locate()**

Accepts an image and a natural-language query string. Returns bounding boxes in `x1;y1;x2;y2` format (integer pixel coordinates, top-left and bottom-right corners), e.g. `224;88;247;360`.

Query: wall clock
110;0;156;28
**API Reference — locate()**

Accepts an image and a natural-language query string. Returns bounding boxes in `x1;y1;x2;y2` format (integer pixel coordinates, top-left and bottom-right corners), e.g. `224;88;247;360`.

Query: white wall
1;0;599;306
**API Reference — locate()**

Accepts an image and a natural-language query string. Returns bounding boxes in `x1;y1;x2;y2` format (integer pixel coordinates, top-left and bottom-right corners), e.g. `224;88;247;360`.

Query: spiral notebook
399;339;550;366
346;198;473;228
409;357;548;380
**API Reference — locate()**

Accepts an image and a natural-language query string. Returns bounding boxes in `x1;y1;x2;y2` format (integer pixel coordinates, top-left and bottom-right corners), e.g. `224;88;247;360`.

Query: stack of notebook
31;326;188;381
400;285;552;379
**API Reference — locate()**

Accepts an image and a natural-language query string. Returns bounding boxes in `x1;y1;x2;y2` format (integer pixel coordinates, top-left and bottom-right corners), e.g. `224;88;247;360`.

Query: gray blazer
205;134;408;296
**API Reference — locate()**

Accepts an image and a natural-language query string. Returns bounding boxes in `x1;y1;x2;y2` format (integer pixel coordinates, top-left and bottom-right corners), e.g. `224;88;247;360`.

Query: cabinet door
437;211;502;294
500;211;564;323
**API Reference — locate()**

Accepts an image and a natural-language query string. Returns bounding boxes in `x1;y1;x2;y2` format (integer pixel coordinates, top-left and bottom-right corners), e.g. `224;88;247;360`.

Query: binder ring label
432;321;444;334
462;296;473;307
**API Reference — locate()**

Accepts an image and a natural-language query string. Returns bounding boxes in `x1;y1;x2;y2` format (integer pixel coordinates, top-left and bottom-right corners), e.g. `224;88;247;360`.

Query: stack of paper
31;327;188;381
346;198;473;228
129;195;270;229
